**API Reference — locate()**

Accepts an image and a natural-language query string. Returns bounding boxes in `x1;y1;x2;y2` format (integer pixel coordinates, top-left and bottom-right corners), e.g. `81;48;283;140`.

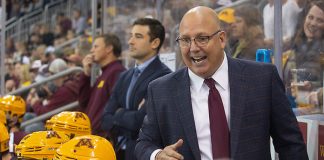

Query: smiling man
135;6;308;160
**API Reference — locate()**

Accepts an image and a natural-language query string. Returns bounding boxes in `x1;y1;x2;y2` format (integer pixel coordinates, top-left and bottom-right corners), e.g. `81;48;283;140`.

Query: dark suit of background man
135;6;308;160
101;18;172;160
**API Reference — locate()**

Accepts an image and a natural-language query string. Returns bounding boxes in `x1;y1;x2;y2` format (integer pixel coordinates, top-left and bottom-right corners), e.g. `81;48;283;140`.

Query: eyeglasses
176;30;222;48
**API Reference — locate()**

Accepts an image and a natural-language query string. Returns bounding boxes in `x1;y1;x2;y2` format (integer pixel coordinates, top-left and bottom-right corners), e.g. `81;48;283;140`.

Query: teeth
308;28;314;33
308;26;318;33
192;57;205;63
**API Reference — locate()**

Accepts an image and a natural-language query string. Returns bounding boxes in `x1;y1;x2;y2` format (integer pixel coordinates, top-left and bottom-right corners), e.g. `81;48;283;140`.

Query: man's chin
191;68;210;78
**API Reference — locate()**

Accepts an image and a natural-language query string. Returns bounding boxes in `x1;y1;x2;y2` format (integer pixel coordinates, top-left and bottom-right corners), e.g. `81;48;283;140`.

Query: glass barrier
280;0;324;115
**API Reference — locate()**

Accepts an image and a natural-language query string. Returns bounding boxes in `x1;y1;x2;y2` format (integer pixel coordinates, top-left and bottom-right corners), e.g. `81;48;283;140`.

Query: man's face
179;11;226;78
304;5;324;41
128;25;157;64
90;37;110;64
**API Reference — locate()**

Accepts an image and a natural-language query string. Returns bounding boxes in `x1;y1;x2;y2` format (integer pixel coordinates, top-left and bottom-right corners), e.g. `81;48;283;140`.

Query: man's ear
219;31;226;43
105;45;113;54
219;31;227;48
151;38;161;50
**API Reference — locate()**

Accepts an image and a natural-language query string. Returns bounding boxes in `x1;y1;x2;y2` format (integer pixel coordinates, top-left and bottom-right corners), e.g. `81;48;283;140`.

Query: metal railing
3;0;69;42
5;8;42;42
55;36;81;50
8;67;83;96
19;8;44;42
20;101;79;128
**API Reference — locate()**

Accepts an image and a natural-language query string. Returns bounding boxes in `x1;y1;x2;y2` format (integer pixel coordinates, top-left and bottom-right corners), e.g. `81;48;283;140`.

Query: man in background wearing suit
135;6;308;160
101;18;172;160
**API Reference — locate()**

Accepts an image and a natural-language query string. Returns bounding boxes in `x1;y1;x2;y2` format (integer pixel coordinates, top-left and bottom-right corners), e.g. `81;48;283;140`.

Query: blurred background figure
65;53;82;67
263;0;301;47
217;7;236;53
27;58;79;117
72;8;88;35
55;12;72;35
78;34;125;137
13;62;32;89
284;0;324;110
39;24;55;46
230;4;266;60
13;41;30;65
28;59;42;83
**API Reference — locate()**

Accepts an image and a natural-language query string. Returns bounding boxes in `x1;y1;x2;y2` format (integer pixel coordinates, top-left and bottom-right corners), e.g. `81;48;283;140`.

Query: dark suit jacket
135;57;308;160
101;56;171;159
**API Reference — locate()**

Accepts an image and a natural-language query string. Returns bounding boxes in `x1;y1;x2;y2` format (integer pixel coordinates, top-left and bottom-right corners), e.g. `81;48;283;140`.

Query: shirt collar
102;60;120;70
135;55;157;73
188;52;229;92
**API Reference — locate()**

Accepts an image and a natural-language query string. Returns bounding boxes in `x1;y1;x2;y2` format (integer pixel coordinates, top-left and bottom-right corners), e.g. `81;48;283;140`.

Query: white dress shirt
150;53;230;160
189;53;230;160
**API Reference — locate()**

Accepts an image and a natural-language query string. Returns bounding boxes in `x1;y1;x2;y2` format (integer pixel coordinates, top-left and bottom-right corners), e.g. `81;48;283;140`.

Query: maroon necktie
204;78;230;159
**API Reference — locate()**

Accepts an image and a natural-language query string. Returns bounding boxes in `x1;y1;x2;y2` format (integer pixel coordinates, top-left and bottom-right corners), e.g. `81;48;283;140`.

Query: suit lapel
120;69;134;108
174;68;201;160
128;57;161;109
227;57;247;157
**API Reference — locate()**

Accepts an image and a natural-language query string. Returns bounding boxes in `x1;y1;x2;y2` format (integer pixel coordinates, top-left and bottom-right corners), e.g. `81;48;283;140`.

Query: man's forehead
179;18;218;35
131;25;150;34
94;37;105;44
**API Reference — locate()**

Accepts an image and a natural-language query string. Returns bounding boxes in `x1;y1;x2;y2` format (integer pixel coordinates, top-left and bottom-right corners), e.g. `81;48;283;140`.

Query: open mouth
191;56;207;63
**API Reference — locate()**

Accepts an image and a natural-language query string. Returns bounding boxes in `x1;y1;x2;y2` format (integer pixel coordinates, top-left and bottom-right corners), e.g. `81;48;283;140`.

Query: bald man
135;6;308;160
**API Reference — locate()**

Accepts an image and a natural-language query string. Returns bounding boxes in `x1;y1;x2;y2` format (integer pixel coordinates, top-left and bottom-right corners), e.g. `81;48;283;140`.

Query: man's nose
189;40;200;52
128;37;134;45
